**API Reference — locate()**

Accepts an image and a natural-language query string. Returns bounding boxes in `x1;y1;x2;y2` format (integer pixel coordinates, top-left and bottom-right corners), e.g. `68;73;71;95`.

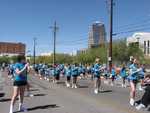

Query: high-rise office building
88;21;106;48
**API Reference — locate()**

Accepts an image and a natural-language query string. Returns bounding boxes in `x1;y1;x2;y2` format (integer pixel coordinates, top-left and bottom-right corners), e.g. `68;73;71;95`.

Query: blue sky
0;0;150;55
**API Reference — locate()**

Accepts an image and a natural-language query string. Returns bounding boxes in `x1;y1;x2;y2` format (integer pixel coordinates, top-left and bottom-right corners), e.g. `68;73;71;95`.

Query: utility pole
109;0;113;72
50;21;59;67
33;37;37;69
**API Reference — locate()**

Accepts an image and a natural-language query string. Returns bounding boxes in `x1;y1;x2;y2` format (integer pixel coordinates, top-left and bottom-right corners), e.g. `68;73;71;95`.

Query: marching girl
9;56;29;113
93;58;102;94
78;64;86;79
71;63;79;88
65;64;72;87
128;58;141;106
52;65;61;83
120;64;127;88
110;65;116;86
90;64;95;81
86;64;91;76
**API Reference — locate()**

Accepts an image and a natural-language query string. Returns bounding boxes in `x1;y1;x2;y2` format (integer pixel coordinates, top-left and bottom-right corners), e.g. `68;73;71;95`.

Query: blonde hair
95;58;100;63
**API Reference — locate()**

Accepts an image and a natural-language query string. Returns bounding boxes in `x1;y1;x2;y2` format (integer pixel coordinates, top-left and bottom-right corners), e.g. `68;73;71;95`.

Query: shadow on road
33;93;47;97
78;86;89;88
99;90;113;93
14;104;59;113
28;104;59;111
0;93;46;102
56;81;65;84
0;97;20;102
0;93;5;97
29;89;39;92
0;98;11;102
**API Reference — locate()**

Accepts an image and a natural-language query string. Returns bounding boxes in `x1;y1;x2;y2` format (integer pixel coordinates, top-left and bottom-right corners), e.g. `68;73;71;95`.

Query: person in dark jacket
136;74;150;110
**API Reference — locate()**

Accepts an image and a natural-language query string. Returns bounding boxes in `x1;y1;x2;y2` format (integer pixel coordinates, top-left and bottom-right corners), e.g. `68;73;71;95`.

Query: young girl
128;58;141;106
110;66;116;86
9;56;29;113
120;64;127;88
71;63;79;88
52;65;60;83
65;64;72;87
93;58;102;94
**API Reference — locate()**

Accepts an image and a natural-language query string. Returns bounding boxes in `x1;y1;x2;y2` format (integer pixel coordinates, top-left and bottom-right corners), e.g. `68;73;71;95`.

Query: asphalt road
0;71;149;113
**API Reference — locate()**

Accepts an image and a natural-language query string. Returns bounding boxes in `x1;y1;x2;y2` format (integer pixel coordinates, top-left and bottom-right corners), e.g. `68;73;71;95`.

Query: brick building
0;42;26;56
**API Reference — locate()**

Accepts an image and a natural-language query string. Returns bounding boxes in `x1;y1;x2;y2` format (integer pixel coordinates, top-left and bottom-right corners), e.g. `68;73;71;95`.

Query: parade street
0;71;149;113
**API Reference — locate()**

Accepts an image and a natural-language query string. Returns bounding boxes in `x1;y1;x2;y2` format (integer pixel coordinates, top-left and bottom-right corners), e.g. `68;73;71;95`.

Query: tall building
127;32;150;56
0;42;26;56
88;21;106;48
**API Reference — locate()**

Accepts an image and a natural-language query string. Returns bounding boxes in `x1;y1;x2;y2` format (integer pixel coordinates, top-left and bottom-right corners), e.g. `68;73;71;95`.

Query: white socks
136;104;145;110
130;98;135;106
94;88;98;94
19;103;27;112
19;103;22;111
9;104;13;113
9;103;27;113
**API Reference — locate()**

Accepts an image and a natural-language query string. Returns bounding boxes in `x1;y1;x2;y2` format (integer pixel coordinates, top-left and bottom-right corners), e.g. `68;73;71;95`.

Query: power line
116;17;150;29
56;33;89;43
114;26;150;35
37;32;107;48
56;38;88;44
37;39;88;47
116;20;150;32
56;33;107;45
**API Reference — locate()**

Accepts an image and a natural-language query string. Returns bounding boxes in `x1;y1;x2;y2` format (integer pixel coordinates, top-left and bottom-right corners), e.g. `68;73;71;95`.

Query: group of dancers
33;57;149;110
4;55;150;113
32;58;145;89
